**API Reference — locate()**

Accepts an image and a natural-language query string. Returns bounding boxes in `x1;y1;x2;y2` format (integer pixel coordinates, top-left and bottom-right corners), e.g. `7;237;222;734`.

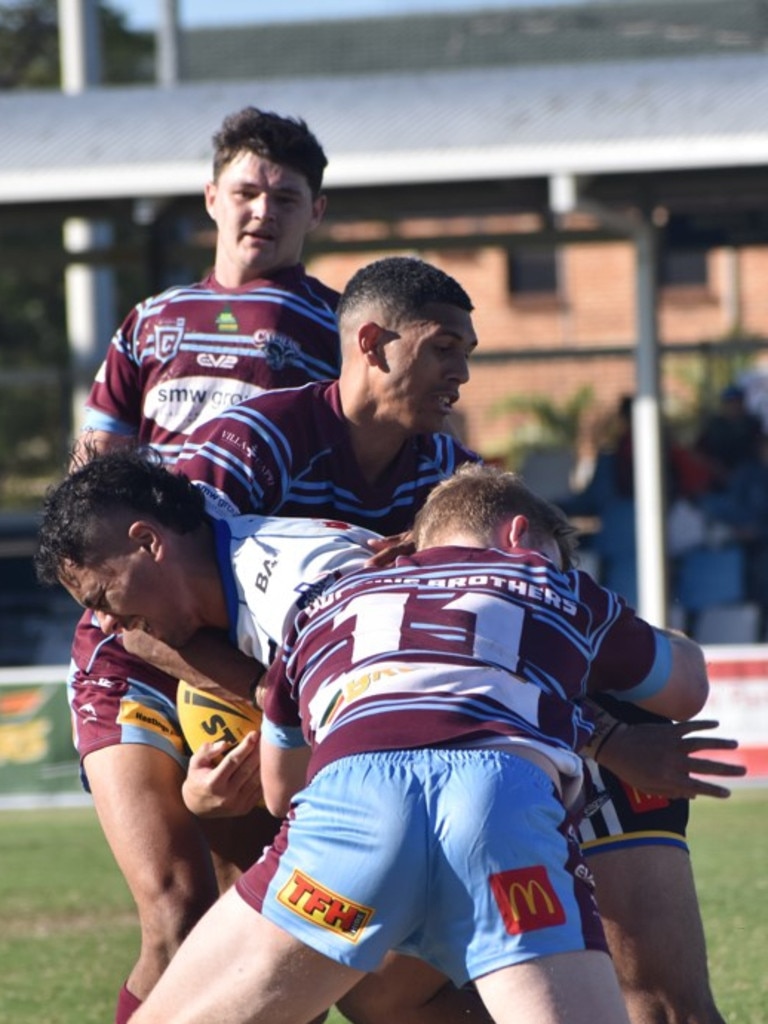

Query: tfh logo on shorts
276;869;373;943
490;865;566;935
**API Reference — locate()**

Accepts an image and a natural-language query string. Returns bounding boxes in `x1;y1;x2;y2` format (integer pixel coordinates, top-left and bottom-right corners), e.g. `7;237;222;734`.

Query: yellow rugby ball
177;679;262;753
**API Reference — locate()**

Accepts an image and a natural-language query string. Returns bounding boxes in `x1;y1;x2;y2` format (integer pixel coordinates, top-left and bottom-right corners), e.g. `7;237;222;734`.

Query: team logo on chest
216;310;239;332
153;319;185;363
253;329;301;370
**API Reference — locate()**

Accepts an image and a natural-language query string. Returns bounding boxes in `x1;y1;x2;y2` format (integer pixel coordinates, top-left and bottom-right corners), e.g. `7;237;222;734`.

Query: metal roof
2;50;767;205
177;0;768;81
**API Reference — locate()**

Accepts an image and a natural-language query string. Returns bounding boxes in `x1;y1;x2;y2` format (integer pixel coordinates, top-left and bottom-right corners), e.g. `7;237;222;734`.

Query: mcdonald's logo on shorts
490;865;566;935
620;780;670;813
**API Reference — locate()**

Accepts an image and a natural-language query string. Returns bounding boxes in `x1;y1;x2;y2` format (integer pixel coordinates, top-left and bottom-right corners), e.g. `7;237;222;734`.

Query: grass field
1;788;765;1024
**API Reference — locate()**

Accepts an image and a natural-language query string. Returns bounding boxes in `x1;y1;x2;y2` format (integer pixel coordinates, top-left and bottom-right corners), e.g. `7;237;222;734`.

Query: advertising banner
701;645;768;779
0;666;81;798
0;647;766;804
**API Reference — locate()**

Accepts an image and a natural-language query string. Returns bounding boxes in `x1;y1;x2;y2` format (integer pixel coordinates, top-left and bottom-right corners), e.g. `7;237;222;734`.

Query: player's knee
134;872;215;951
338;978;465;1024
620;979;724;1024
338;986;412;1024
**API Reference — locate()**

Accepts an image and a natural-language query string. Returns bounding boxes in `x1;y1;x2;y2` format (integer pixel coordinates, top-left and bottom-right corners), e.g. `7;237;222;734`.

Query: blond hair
413;464;578;569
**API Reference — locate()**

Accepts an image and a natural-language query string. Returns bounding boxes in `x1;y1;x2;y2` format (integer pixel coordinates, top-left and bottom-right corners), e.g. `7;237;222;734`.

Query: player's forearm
122;627;264;703
578;698;745;799
69;428;136;471
636;628;709;721
260;740;310;818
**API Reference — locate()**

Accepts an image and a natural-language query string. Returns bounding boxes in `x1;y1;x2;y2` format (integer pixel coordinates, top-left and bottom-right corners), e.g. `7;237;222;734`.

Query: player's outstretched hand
595;719;747;800
182;732;264;818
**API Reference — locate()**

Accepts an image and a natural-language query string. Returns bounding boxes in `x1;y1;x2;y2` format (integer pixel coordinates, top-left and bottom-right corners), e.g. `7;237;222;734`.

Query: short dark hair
412;464;578;570
336;256;474;327
212;107;328;196
34;450;206;586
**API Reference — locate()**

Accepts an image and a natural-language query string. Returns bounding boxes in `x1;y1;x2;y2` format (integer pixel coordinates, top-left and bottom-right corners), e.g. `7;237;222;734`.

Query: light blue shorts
236;747;607;985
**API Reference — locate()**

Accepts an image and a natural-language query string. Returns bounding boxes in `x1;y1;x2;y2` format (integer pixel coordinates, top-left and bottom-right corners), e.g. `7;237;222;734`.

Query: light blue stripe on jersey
140;283;337;331
81;409;136;436
151;442;184;463
294;351;339;378
178;337;273;355
282;444;474;521
606;629;673;703
262;717;307;749
221;404;294;491
249;286;338;330
322;691;576;753
180;441;267;506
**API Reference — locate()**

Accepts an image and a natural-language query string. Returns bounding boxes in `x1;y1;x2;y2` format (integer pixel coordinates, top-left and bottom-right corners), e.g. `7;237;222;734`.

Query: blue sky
113;0;582;31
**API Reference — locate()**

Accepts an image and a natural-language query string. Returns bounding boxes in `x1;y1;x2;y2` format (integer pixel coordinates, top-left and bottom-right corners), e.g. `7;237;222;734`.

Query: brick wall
308;241;768;463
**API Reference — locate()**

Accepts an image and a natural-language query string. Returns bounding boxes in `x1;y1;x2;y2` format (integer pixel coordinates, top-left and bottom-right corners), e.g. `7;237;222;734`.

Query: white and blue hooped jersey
212;514;380;670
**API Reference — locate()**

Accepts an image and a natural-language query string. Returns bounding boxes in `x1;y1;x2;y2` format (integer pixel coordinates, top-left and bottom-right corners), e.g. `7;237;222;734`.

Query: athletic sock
115;982;143;1024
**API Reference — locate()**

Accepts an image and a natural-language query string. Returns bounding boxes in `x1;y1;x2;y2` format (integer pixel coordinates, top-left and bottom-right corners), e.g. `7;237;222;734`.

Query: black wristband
593;721;621;761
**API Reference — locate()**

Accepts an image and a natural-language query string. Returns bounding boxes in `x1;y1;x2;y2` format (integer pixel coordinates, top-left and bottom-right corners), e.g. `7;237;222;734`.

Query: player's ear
358;321;391;367
504;514;530;551
127;520;162;559
203;180;218;220
308;192;327;230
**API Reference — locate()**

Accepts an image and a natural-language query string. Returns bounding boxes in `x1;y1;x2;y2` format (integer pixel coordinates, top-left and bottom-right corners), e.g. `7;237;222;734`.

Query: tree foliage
489;385;596;467
0;219;69;505
0;3;154;504
0;0;153;89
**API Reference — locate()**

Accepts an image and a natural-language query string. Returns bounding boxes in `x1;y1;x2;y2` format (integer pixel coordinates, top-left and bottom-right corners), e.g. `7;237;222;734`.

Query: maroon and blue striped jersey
83;265;340;464
177;380;480;533
263;545;670;786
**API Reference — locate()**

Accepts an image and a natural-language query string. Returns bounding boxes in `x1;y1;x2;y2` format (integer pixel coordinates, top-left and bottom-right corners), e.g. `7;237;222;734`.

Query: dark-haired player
67;106;340;1023
57;463;713;1024
68;248;489;1023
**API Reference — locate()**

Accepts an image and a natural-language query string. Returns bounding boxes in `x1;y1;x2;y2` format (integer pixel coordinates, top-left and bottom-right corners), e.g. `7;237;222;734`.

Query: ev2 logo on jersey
197;353;239;370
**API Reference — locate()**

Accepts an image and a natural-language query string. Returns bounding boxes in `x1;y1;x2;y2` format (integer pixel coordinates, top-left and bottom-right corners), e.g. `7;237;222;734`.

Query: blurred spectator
561;394;714;516
694;384;764;488
698;432;768;605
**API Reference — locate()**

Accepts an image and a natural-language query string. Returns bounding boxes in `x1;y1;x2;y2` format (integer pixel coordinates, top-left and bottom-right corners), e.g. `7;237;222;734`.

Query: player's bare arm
634;627;710;721
121;627;265;704
580;699;746;799
69;428;137;471
260;739;311;817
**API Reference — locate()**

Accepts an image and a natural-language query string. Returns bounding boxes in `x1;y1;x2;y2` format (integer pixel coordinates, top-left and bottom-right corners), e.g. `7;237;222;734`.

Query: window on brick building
659;248;709;287
507;247;558;295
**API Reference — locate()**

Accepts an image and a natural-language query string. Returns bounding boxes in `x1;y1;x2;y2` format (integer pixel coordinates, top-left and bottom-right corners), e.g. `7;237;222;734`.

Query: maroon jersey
70;265;339;763
177;380;480;533
83;266;340;464
263;546;669;783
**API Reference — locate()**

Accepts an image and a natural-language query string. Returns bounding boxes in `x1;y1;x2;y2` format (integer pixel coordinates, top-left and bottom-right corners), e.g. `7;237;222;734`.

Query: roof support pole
63;219;116;437
632;220;668;626
58;0;116;442
549;175;667;626
58;0;101;93
157;0;181;86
